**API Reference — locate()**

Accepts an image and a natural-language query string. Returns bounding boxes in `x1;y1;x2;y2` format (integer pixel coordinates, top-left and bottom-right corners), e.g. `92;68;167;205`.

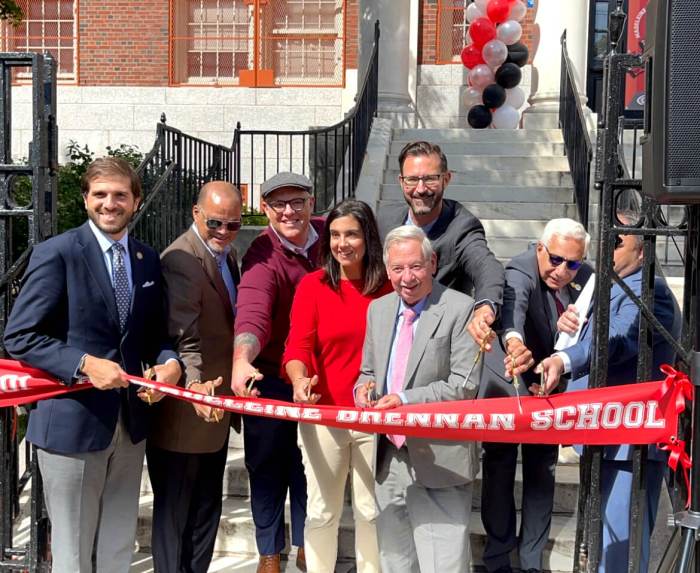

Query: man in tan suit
147;181;242;573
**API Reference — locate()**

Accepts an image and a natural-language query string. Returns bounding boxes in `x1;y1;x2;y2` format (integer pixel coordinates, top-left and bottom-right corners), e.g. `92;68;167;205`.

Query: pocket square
142;280;155;288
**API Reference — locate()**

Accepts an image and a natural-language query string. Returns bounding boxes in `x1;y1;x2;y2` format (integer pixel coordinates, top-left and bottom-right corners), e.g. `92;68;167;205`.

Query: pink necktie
388;308;417;449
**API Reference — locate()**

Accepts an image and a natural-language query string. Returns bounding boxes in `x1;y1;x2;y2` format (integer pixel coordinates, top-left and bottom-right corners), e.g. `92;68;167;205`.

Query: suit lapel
376;294;400;394
127;237;147;331
403;288;443;390
77;223;120;330
187;230;235;319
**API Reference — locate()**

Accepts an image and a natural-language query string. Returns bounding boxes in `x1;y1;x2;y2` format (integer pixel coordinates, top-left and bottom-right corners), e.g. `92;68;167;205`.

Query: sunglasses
542;243;584;271
198;208;242;232
614;235;623;249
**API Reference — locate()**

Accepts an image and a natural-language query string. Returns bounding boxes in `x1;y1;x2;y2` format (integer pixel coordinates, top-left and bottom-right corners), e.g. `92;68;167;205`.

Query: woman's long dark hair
320;200;386;295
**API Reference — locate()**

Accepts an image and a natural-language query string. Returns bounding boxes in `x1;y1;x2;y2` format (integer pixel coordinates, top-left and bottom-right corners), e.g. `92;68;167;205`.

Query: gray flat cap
260;171;313;198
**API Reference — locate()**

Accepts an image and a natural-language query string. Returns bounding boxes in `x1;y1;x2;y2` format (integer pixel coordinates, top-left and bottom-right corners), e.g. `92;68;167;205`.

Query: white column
359;0;415;114
525;0;589;116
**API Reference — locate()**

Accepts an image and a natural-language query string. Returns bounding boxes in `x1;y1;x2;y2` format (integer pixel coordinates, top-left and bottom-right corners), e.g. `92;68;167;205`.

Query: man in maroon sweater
232;171;324;573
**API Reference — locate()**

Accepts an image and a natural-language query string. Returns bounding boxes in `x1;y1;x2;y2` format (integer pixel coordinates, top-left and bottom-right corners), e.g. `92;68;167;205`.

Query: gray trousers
37;415;145;573
374;442;473;573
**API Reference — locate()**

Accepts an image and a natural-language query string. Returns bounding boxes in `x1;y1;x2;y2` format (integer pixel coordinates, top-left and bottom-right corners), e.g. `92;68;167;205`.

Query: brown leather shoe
296;547;307;572
257;554;280;573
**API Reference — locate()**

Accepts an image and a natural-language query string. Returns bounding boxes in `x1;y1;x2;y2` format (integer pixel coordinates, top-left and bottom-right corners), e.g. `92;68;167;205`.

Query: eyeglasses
541;243;584;271
399;174;444;189
198;209;242;232
265;197;308;214
614;235;623;249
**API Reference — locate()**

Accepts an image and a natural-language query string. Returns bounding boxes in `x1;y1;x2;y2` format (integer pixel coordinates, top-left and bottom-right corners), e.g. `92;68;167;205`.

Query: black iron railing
559;30;593;229
129;115;236;253
233;20;380;213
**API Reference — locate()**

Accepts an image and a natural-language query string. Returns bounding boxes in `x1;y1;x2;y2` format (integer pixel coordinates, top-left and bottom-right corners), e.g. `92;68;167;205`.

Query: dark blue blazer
566;268;682;460
3;222;178;453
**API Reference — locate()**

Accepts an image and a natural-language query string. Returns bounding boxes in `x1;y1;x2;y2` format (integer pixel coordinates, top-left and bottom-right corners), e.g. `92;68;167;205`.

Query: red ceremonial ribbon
0;359;693;473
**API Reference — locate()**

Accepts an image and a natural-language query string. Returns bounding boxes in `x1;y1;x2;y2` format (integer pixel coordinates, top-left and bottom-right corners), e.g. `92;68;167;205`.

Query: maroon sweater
234;218;325;377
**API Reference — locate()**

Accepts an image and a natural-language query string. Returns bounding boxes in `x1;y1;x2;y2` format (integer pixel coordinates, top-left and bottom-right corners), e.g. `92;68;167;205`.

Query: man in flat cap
231;172;324;573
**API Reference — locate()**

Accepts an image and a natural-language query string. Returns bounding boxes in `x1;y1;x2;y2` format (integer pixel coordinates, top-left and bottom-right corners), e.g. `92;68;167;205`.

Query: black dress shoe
492;566;513;573
523;569;542;573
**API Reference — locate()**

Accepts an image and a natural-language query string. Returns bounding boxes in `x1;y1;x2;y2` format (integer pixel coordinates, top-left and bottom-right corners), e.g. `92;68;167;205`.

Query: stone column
525;0;589;120
359;0;415;115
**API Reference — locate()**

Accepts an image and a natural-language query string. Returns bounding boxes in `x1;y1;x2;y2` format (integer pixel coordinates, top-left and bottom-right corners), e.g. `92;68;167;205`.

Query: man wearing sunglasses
148;181;242;573
478;218;593;573
536;212;681;573
231;171;323;573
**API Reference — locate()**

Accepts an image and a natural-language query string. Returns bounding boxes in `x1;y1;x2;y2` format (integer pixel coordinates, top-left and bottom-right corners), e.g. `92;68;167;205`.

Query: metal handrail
559;30;593;229
233;20;380;213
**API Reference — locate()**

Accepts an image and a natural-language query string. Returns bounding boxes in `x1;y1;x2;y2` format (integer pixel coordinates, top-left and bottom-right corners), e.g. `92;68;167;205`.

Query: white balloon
468;64;496;91
466;3;484;23
505;86;526;109
475;0;489;13
482;39;508;69
497;20;523;45
463;86;484;108
492;104;520;129
509;0;527;22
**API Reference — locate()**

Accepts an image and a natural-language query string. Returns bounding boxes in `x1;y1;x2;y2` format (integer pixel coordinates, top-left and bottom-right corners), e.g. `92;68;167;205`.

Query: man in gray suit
355;225;480;573
378;141;505;350
479;218;593;573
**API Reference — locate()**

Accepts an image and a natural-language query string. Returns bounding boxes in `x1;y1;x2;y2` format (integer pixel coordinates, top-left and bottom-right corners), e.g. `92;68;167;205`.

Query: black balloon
495;63;522;89
506;42;529;67
482;83;506;109
467;105;492;129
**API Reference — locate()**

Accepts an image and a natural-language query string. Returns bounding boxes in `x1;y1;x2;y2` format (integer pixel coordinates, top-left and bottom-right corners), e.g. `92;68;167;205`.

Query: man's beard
408;193;439;216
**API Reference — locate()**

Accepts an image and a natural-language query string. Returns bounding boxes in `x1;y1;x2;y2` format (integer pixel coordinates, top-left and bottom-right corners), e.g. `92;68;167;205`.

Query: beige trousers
298;423;380;573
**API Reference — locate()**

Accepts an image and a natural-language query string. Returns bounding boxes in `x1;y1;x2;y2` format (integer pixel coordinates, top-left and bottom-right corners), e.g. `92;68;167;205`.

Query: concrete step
522;113;561;130
481;219;549;241
381;184;575;204
387;154;570;172
389;141;566;157
135;495;578;572
393;128;565;143
383;169;573;187
140;453;580;515
370;201;578;221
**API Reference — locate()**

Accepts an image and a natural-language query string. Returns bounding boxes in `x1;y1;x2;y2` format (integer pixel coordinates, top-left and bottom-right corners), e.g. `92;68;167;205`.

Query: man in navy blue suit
537;213;681;573
4;157;181;573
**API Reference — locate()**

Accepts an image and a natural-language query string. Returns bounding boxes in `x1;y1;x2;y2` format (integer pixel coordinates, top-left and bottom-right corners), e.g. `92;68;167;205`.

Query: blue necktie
216;253;237;311
111;243;131;332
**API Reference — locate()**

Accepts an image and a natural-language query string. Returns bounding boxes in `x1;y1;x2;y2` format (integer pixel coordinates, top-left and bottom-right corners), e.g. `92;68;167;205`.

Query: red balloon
487;0;512;23
469;17;497;48
460;44;485;69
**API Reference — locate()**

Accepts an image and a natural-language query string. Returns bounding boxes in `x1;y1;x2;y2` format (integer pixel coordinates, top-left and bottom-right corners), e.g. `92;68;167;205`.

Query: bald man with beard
147;181;242;573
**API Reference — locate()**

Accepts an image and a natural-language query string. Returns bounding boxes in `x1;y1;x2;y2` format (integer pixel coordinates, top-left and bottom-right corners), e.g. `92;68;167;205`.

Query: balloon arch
461;0;529;129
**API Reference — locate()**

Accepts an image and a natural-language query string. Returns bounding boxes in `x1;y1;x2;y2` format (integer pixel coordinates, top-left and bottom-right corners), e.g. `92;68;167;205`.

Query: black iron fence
129;115;236;253
233;20;380;213
0;52;57;572
559;30;593;229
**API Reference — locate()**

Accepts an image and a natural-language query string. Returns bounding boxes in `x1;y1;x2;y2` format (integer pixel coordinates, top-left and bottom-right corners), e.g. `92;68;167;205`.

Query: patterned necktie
111;243;131;332
388;308;417;449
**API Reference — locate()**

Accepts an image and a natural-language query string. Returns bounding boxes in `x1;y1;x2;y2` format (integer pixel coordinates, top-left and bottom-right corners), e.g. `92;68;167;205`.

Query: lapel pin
136;251;143;260
570;282;581;291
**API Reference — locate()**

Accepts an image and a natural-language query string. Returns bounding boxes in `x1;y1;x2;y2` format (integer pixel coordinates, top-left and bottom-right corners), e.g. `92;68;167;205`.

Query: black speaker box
641;0;700;204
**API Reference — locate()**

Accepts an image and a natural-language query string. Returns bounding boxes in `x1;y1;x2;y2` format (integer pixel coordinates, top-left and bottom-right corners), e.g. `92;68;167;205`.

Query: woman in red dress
283;199;390;573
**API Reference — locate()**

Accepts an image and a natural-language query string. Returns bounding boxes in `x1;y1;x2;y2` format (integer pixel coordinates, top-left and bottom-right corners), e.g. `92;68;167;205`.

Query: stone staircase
130;431;581;572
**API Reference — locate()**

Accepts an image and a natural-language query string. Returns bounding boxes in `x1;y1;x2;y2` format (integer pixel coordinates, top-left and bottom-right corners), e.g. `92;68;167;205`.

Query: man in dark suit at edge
4;157;181;573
